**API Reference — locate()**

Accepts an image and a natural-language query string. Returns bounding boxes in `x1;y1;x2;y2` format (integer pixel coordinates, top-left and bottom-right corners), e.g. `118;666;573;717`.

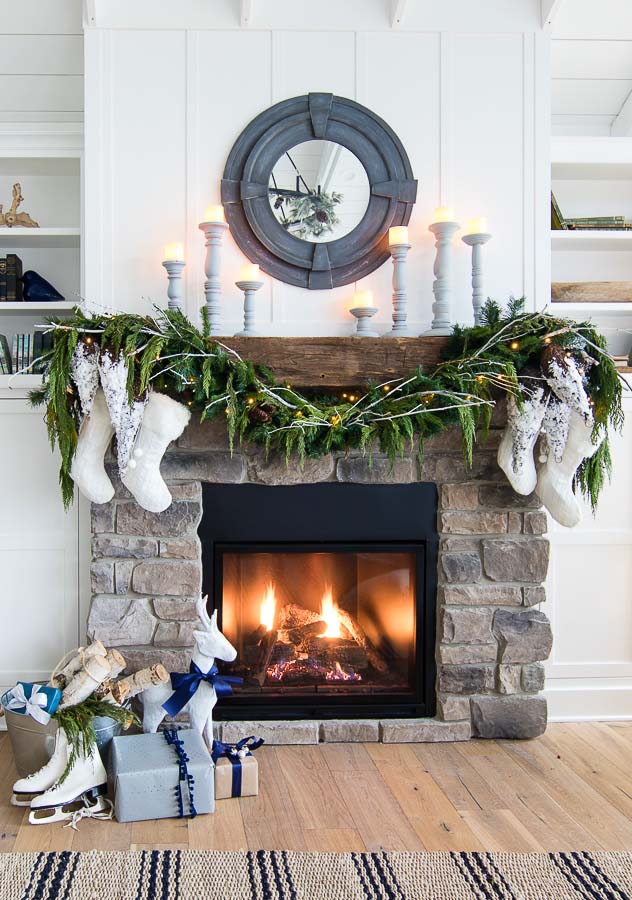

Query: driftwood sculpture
0;183;39;228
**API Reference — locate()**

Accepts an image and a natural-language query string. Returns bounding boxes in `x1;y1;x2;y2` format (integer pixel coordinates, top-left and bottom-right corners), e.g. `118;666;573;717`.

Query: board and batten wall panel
86;27;549;333
544;396;632;720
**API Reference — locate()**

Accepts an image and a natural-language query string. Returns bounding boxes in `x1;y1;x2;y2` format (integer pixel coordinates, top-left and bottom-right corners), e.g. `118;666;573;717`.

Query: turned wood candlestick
199;219;229;335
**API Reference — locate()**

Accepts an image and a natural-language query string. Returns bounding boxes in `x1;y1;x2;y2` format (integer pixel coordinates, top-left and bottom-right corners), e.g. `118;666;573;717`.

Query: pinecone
249;403;274;424
315;209;328;223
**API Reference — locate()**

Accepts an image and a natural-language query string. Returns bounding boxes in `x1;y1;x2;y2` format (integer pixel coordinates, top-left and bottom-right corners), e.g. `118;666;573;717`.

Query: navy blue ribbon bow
211;736;264;797
162;662;243;718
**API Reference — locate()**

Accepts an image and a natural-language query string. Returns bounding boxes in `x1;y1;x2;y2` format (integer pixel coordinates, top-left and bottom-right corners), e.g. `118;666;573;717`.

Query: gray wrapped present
110;729;214;823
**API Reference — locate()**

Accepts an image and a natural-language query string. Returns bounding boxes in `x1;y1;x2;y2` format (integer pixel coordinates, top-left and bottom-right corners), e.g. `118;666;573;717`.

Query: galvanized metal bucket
1;691;124;777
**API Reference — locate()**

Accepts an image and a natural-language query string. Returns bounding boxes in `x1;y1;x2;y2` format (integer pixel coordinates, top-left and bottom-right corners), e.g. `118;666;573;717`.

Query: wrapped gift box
212;738;263;799
110;730;214;823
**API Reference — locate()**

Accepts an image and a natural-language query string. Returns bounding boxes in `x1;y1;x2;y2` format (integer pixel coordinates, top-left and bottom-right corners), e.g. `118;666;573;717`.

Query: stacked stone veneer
89;413;552;744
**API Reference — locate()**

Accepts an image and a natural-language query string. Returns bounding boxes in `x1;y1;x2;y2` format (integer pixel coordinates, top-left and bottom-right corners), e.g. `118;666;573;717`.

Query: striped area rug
0;849;631;899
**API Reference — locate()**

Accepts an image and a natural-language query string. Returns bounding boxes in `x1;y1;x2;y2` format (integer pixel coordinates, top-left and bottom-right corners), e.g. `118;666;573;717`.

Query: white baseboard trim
544;678;632;722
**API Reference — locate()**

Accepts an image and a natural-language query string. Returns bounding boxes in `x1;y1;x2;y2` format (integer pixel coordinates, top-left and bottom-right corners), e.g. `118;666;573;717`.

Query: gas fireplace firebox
199;483;437;719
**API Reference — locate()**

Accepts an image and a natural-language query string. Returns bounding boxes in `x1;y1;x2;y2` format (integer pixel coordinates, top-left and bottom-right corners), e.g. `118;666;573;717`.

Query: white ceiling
552;1;632;136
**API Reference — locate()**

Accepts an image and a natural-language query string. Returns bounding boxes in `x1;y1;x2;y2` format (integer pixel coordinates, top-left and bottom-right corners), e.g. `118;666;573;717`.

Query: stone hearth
88;412;552;743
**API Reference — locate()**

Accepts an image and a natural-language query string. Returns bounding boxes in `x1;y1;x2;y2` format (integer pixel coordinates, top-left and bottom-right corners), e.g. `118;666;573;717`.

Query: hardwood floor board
188;798;248;851
300;828;366;852
329;768;425;851
240;749;307;850
412;742;506;812
1;725;631;853
500;737;632;851
455;738;601;851
542;725;632;822
460;809;545;852
367;744;484;851
274;745;355;831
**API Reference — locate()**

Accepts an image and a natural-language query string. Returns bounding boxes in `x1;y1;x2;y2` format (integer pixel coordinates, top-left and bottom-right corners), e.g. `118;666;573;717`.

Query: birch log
110;664;170;704
50;640;107;689
59;655;112;709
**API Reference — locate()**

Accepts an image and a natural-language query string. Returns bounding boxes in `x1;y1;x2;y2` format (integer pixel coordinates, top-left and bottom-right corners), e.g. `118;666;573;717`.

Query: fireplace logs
241;600;389;687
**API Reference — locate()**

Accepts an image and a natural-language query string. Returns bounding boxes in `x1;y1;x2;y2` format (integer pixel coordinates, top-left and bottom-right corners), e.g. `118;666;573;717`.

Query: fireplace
199;483;437;719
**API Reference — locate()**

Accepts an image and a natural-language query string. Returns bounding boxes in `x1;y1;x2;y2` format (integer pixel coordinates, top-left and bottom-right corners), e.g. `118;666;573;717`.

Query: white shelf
551;230;632;251
550;302;632;315
552;137;632;180
0;227;80;249
0;301;76;313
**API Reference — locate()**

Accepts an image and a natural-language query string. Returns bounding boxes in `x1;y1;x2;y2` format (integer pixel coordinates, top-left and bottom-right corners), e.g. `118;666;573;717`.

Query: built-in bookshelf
0;129;82;386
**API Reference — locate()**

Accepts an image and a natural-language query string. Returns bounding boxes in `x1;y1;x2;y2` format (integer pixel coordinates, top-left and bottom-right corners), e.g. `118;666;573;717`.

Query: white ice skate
29;739;110;826
11;729;69;807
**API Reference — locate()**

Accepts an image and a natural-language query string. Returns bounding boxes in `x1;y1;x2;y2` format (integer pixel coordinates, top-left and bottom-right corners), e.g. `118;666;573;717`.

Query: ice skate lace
63;797;114;831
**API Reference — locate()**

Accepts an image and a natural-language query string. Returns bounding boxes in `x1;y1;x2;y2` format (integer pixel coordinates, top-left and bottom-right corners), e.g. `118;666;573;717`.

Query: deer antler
195;594;213;630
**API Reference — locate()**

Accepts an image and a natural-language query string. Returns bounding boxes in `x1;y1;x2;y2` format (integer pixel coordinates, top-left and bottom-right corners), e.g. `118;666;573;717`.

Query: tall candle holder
462;227;492;326
422;213;460;335
162;258;185;312
235;279;263;336
199;215;229;335
385;226;412;337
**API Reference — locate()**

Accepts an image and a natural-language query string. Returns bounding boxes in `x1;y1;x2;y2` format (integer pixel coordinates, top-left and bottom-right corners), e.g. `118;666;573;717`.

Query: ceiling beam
390;0;408;29
542;0;564;31
611;89;632;136
240;0;253;28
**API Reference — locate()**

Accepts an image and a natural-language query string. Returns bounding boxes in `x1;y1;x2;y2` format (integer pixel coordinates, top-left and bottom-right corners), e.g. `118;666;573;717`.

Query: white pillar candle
351;289;374;308
465;217;488;235
203;205;225;223
433;206;455;223
164;242;184;262
389;226;409;246
239;263;260;282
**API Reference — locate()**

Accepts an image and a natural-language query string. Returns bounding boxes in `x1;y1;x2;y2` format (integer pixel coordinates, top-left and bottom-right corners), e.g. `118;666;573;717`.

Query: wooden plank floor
1;722;632;853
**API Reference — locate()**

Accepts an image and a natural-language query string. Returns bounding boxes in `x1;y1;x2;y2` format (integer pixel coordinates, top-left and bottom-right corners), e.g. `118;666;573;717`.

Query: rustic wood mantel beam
217;336;449;387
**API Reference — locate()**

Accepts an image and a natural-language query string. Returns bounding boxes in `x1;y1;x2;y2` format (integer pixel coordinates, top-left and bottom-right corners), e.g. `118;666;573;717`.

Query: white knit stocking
121;392;191;512
497;388;548;495
70;388;115;504
536;411;603;527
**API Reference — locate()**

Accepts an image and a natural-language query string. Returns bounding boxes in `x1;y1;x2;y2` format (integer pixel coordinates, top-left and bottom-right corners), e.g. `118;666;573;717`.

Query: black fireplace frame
199;482;437;720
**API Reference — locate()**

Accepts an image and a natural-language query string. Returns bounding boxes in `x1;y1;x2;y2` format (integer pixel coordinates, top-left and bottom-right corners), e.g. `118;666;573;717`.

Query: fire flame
260;581;276;632
320;584;341;638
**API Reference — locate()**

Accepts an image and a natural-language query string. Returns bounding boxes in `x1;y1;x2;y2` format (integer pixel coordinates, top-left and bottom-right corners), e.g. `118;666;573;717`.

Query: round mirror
268;140;371;243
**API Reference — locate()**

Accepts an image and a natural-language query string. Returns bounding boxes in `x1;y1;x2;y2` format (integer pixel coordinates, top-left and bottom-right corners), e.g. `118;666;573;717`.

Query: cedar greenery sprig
54;697;138;782
29;297;626;513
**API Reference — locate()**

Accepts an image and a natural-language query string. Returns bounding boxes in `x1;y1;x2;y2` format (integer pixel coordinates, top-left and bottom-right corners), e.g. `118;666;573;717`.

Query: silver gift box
110;730;215;823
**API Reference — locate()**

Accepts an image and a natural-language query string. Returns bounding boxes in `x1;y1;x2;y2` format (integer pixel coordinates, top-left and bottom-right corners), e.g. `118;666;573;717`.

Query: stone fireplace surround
88;410;552;745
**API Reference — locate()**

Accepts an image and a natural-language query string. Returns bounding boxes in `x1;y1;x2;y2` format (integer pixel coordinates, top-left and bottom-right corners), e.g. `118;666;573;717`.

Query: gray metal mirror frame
221;93;418;290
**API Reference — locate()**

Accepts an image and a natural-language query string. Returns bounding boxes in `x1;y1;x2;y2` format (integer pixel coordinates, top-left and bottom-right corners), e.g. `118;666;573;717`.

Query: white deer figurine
141;595;238;751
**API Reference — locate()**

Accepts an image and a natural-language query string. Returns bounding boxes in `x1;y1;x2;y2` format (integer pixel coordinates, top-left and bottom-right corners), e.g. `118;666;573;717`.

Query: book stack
0;331;53;375
552;194;632;231
0;253;23;301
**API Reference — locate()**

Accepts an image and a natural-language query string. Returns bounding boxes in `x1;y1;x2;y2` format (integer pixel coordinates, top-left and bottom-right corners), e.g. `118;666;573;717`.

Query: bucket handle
49;647;86;687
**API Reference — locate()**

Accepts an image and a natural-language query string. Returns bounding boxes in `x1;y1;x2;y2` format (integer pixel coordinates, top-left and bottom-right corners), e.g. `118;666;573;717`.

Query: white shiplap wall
84;9;551;335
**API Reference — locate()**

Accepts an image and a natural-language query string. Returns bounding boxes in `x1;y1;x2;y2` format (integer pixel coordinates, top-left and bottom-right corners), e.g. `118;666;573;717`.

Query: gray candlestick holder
422;219;460;335
350;305;379;337
235;280;263;336
199;219;229;335
162;259;186;312
385;241;412;336
462;231;492;326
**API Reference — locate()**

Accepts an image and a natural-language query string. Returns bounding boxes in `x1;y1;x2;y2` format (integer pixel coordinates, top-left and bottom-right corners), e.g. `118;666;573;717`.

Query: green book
551;193;567;230
0;334;10;374
0;258;7;302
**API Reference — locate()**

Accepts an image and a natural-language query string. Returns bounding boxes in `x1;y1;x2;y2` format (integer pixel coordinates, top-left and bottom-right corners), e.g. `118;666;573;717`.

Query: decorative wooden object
552;282;632;304
162;258;186;311
235;278;264;336
386;238;412;336
0;183;39;228
423;218;460;335
199;217;229;334
462;230;492;326
216;335;448;387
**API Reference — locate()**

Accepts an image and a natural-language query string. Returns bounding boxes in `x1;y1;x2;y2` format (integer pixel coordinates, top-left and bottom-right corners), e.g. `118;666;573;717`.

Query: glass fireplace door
216;544;421;706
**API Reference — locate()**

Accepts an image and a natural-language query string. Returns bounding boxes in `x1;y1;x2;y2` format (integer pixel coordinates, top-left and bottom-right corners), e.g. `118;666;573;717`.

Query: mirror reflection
268;140;370;242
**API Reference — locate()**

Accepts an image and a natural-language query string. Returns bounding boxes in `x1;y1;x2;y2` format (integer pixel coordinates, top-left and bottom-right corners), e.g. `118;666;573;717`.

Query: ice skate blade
28;787;108;826
12;792;42;807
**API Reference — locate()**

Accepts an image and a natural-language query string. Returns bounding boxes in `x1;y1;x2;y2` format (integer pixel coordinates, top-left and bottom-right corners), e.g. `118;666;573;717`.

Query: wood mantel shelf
217;336;450;387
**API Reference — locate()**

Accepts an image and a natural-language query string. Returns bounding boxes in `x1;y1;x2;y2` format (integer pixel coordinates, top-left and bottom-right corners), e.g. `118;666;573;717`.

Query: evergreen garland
30;298;625;512
54;697;138;782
